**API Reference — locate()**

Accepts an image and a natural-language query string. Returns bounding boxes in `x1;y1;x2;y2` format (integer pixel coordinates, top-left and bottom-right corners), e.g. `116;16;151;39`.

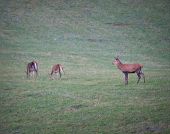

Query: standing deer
26;60;38;78
113;57;145;85
50;64;64;79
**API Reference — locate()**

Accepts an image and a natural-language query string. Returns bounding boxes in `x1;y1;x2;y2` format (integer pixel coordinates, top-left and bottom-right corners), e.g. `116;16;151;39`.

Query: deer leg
50;70;53;76
35;70;38;77
137;72;141;84
33;71;37;79
124;72;128;85
53;72;61;80
59;71;62;78
26;68;30;78
32;71;34;78
140;71;145;83
27;72;29;78
50;71;54;79
27;71;30;78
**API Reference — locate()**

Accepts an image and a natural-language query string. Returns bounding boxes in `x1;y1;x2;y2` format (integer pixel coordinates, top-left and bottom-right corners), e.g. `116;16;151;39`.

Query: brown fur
113;58;145;85
50;64;64;79
26;61;38;78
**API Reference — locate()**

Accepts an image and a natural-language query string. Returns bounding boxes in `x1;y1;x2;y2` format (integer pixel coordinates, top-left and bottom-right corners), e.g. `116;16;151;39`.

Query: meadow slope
0;0;170;133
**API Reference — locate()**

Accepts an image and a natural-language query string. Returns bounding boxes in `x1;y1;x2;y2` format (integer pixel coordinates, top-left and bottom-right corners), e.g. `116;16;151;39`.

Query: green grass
0;0;170;133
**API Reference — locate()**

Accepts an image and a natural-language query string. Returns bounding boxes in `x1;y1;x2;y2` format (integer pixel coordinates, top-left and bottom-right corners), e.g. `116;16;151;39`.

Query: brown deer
26;61;38;78
50;64;64;79
113;57;145;85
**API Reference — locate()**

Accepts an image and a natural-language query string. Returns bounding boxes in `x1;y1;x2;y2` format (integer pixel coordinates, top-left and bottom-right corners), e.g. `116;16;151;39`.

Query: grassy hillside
0;0;170;133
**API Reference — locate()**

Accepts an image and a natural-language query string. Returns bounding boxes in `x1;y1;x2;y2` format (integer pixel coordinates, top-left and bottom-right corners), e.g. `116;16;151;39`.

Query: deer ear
114;56;119;59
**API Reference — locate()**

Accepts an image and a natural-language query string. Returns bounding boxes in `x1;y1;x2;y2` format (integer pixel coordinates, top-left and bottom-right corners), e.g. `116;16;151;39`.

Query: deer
112;57;145;85
50;64;64;79
26;60;38;78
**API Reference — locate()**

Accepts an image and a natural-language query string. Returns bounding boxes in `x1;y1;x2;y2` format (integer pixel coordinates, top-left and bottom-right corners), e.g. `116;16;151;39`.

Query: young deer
26;61;38;78
50;64;64;79
113;57;145;85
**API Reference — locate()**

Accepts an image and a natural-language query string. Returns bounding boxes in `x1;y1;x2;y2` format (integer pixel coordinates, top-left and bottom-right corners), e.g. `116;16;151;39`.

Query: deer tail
34;62;38;71
59;65;64;73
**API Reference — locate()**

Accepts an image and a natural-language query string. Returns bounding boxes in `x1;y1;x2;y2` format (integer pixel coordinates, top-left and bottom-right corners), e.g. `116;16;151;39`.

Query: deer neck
116;62;123;70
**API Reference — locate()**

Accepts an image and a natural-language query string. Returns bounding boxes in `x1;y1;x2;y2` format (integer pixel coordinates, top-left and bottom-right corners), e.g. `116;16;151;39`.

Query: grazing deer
50;64;64;79
113;57;145;85
26;60;38;78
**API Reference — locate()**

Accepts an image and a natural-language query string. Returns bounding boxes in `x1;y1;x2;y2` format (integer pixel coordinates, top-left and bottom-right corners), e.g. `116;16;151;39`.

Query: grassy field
0;0;170;133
